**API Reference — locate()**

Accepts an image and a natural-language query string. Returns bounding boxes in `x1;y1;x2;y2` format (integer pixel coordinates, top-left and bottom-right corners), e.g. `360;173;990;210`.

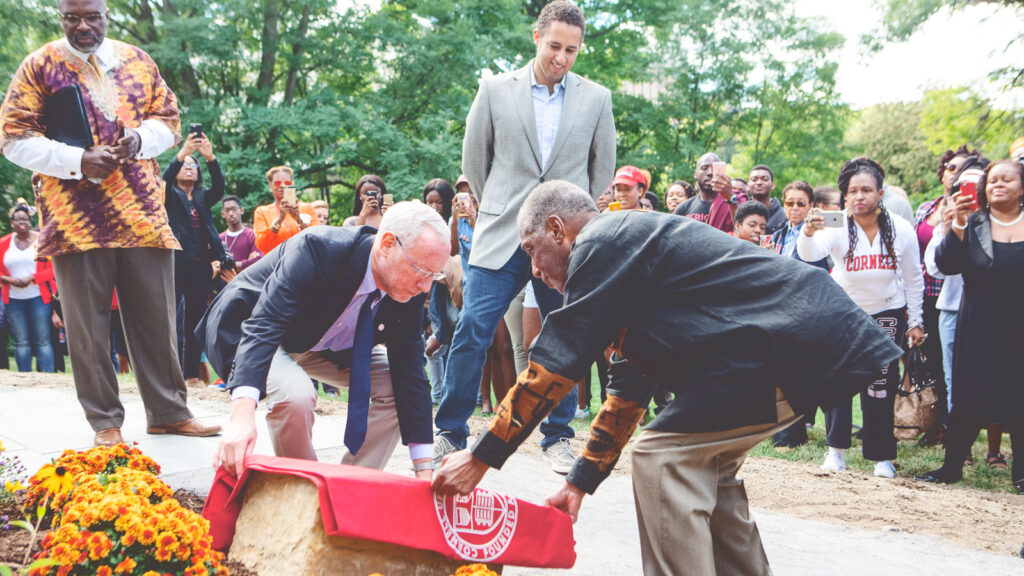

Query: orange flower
114;557;136;574
96;567;113;576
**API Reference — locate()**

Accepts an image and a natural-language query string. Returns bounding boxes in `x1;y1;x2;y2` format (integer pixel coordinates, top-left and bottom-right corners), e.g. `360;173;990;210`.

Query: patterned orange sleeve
472;360;579;469
141;52;181;145
0;51;48;149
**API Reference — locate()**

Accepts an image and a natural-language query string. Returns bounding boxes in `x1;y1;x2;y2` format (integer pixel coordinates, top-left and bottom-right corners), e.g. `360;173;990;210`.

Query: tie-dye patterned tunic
0;39;181;258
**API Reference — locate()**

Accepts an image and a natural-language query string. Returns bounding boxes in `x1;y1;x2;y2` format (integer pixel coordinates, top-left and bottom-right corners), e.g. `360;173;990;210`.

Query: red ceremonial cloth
202;454;576;568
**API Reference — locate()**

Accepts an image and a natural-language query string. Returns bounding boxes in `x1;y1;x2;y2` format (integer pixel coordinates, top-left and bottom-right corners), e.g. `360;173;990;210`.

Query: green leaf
0;563;13;576
27;558;61;569
9;519;32;531
97;473;110;487
36;505;45;520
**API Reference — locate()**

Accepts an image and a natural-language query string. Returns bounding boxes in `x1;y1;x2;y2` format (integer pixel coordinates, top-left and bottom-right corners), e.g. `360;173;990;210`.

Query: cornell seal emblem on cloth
433;488;518;561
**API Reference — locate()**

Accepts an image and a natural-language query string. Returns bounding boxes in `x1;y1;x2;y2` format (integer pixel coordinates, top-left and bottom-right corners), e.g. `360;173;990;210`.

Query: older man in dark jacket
434;181;902;575
199;202;450;479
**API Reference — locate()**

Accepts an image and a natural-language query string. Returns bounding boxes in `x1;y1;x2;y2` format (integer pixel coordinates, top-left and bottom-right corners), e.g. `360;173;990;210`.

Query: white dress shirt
529;64;566;170
2;39;175;181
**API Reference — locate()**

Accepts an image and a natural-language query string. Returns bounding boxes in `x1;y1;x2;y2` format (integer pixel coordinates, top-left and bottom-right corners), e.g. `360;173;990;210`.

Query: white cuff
409;443;432;461
230;385;262;404
135;119;175;159
62;144;85;180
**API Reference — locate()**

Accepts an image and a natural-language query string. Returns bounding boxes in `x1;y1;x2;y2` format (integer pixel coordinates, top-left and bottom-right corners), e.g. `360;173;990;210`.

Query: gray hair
518;180;597;238
378;200;447;250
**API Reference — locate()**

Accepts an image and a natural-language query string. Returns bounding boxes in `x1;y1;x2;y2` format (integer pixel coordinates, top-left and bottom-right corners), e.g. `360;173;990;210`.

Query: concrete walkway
2;382;1021;575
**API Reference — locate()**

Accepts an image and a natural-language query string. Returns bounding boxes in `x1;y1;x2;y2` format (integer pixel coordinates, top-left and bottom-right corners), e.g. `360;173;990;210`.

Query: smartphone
820;210;844;228
189;123;203;138
282;187;297;205
382;193;394;205
455;192;471;218
712;162;728;180
959;181;978;210
607;201;622;211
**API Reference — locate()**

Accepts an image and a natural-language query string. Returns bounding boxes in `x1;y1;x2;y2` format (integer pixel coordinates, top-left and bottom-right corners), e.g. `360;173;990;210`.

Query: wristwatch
726;195;739;205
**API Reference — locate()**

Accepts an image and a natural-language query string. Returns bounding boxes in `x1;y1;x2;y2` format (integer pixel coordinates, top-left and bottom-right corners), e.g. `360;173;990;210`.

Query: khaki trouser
265;345;400;469
631;388;797;576
53;248;192;431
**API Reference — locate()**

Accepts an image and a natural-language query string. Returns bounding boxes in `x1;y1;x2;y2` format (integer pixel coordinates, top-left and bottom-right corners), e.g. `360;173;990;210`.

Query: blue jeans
436;247;577;450
938;310;958;414
6;296;54;373
427;343;449;403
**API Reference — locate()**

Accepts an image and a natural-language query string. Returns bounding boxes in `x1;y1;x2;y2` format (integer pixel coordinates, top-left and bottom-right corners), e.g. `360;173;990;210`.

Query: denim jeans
6;296;54;373
436;247;577;450
427;343;449;403
938;310;958;414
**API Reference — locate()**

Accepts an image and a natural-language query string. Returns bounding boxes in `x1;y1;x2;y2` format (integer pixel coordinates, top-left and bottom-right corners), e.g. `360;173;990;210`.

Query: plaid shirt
915;197;944;298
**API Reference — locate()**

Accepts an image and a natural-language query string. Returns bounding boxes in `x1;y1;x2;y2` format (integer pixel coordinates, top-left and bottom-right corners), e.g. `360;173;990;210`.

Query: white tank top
4;238;41;300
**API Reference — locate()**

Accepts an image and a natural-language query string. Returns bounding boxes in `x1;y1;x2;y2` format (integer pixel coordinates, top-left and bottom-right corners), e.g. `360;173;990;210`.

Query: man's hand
425;335;441;357
109;118;141;164
210;260;221;279
214;397;258;477
219;268;238;283
544;481;586;523
81;146;120;180
710;173;732;200
431;450;489;495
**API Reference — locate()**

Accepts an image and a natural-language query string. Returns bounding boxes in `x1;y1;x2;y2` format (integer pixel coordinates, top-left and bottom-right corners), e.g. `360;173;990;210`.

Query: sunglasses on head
784;200;808;207
273;180;293;187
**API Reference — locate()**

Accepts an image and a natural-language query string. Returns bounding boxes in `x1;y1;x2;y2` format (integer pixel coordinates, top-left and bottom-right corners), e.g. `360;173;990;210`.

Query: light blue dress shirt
529;64;566;170
311;258;383;352
782;222;802;259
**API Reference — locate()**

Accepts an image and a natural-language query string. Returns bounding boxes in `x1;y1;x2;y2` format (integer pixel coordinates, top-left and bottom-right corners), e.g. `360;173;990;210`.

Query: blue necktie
344;289;379;455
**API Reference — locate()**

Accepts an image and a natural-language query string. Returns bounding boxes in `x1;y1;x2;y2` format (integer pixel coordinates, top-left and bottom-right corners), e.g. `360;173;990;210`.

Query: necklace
990;211;1024;227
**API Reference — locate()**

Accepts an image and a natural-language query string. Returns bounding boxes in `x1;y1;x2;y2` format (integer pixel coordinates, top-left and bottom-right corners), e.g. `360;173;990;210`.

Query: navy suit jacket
196;226;432;445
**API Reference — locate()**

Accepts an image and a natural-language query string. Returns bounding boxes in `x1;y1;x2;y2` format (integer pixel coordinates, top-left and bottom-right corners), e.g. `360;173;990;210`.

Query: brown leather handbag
894;346;940;442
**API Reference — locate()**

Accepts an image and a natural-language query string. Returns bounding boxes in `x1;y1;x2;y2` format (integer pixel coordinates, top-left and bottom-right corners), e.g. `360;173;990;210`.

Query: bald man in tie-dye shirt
0;0;220;446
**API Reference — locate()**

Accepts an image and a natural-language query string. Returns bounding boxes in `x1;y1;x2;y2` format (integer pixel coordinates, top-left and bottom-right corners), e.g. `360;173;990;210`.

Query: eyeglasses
60;12;105;26
784;200;808;207
395;237;445;281
273;180;293;187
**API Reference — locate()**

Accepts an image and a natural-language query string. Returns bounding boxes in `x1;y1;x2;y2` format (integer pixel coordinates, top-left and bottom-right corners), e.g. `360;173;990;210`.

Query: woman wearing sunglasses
769;181;829;271
254;166;317;254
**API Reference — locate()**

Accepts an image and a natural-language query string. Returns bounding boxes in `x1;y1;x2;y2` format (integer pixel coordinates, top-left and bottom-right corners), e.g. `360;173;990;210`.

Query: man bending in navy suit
199;201;450;479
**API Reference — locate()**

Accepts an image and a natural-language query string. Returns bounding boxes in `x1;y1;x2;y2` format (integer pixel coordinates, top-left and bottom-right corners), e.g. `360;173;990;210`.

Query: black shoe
1014;479;1024;494
914;468;960;484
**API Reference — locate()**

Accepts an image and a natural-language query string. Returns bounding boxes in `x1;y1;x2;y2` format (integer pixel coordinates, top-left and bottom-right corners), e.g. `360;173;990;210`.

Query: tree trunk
256;0;281;104
284;2;312;106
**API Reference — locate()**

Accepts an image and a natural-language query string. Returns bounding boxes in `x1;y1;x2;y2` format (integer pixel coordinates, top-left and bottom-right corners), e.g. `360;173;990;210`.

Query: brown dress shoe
94;427;124;447
146;418;222;437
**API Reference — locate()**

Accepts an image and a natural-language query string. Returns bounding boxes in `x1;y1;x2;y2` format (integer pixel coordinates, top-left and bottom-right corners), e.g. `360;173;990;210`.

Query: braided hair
837;157;897;270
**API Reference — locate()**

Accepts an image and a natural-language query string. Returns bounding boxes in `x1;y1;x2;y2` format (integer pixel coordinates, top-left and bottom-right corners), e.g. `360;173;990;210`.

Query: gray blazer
461;61;616;270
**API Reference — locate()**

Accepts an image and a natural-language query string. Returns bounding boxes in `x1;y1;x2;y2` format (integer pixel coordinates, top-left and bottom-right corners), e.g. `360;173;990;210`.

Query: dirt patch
5;370;1023;557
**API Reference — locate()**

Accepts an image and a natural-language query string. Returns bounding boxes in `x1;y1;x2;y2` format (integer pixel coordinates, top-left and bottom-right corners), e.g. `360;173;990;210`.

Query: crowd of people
2;0;1024;573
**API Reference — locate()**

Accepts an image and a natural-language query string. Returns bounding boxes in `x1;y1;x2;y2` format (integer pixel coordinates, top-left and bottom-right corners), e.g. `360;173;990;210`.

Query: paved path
2;383;1021;575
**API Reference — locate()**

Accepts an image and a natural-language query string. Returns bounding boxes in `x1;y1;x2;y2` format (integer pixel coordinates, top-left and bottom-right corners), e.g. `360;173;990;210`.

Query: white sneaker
821;450;846;472
432;434;461;466
573;407;591;420
542;438;576;475
874;460;896;479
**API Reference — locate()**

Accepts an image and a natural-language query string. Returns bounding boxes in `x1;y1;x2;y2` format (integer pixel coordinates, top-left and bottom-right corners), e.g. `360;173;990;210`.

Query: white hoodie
798;214;924;328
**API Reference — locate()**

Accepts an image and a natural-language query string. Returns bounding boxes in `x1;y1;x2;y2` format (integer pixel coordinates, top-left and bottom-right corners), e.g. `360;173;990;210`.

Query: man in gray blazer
434;0;616;474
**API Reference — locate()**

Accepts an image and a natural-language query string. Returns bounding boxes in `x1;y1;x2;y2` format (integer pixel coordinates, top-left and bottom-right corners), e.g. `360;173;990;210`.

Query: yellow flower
36;464;75;496
4;480;26;492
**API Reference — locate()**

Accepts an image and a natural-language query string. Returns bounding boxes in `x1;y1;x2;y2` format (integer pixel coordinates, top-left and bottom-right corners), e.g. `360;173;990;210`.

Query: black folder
44;84;93;149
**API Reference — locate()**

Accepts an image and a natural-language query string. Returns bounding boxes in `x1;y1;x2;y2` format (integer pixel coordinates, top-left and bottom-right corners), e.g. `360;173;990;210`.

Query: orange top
253;202;318;254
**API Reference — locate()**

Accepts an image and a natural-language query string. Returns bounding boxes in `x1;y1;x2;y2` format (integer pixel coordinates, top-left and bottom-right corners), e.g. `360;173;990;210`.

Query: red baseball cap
612;166;646;189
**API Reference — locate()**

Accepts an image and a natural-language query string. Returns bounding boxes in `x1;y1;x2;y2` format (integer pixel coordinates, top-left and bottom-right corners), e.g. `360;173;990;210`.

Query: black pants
772;414;809;446
583;353;609;406
940;412;1022;483
825;307;905;461
174;259;212;380
921;296;948;423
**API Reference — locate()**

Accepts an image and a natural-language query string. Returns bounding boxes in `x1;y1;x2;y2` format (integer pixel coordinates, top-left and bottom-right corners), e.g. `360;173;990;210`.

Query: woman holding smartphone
798;156;925;478
917;160;1024;493
343;174;389;228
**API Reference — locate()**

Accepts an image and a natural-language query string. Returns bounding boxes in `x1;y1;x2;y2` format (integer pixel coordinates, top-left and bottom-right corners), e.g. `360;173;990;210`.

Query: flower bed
1;444;227;576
